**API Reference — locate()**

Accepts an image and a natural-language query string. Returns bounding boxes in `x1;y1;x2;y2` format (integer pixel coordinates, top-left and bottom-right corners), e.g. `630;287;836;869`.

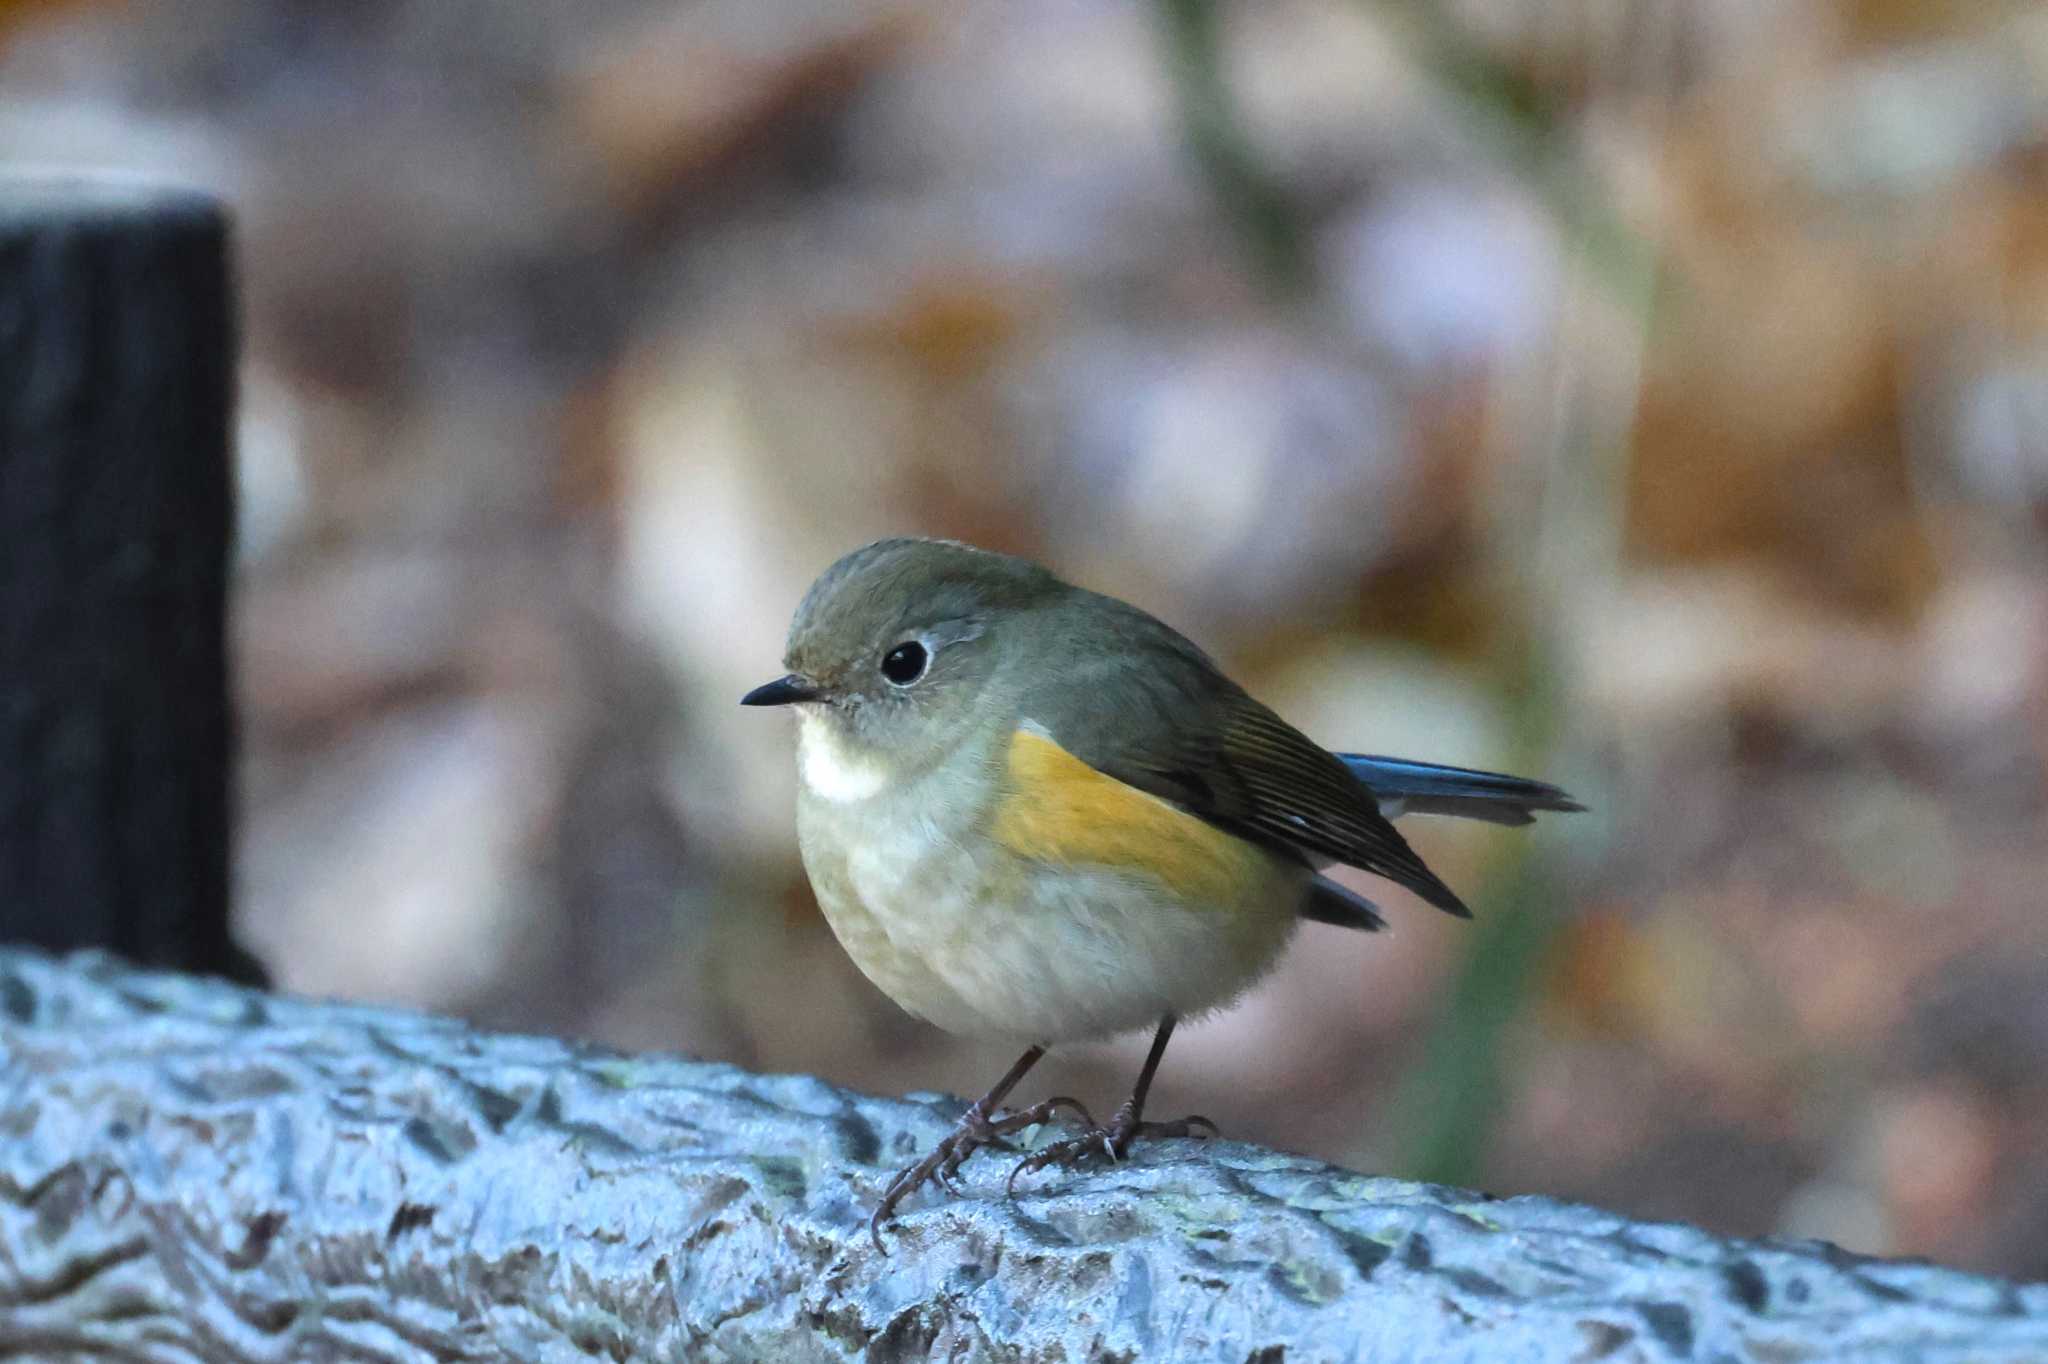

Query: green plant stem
1154;0;1314;296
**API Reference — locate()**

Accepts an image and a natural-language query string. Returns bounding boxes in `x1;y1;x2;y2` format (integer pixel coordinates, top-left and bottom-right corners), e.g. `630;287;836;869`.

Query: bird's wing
1017;598;1470;918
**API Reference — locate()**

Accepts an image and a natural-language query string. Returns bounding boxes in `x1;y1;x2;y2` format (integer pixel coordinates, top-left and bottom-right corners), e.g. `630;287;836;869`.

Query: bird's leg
1007;1015;1217;1194
869;1043;1091;1251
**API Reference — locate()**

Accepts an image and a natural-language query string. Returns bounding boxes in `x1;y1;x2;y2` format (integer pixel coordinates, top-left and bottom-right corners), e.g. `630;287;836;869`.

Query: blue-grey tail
1336;754;1584;827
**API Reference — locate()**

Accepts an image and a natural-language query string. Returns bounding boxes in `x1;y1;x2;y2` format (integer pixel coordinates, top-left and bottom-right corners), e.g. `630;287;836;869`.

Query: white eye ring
880;640;929;686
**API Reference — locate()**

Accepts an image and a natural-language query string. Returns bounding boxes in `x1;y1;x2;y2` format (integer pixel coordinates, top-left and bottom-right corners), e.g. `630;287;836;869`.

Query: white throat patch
796;709;890;803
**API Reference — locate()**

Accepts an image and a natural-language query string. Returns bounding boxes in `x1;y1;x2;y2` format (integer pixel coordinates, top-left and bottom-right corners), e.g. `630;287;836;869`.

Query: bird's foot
869;1093;1091;1252
1005;1098;1217;1195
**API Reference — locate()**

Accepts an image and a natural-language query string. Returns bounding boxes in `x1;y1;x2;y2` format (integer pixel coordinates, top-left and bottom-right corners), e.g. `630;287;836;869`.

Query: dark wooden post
0;174;255;981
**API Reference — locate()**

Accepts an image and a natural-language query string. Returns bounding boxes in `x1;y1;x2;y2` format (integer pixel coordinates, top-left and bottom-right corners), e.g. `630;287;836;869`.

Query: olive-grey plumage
1003;583;1474;915
743;536;1582;1242
754;536;1572;927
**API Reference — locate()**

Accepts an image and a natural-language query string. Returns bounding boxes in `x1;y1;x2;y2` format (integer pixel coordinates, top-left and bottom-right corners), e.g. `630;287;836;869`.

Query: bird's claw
868;1094;1093;1253
1006;1103;1218;1197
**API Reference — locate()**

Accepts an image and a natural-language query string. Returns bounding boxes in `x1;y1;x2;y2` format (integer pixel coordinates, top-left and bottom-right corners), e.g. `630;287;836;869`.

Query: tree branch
1;950;2041;1361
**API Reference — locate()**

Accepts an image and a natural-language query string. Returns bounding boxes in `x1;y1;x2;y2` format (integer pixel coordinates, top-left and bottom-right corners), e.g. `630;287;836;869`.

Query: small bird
743;537;1580;1248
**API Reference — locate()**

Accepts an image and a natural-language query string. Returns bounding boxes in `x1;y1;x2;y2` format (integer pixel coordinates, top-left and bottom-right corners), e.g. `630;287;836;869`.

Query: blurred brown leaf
561;1;930;221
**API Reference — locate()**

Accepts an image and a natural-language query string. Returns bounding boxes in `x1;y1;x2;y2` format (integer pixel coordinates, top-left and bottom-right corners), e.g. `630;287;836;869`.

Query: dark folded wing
1202;701;1470;916
1024;599;1471;918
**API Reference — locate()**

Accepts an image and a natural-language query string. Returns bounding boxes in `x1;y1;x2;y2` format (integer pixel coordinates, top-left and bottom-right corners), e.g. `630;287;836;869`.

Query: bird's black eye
881;641;928;686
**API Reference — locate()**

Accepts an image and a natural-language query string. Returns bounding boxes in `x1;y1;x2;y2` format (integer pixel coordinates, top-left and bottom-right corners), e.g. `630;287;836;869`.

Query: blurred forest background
4;0;2044;1280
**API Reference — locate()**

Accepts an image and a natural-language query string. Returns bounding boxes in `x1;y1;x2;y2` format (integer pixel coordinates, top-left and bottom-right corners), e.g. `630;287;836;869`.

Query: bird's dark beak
740;673;821;707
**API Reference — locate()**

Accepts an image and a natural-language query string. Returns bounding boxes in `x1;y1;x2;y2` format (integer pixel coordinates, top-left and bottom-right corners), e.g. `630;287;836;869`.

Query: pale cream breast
793;719;1307;1043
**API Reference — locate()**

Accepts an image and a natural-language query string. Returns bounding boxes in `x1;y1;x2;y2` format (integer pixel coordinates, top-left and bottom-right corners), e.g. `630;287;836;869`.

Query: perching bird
742;537;1580;1247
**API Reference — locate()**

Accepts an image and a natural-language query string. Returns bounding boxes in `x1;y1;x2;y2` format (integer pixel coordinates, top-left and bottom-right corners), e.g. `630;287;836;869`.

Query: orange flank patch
990;728;1273;906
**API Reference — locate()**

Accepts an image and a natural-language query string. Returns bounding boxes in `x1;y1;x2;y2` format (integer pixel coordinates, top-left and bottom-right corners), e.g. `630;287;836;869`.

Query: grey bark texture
1;950;2042;1363
0;176;251;982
